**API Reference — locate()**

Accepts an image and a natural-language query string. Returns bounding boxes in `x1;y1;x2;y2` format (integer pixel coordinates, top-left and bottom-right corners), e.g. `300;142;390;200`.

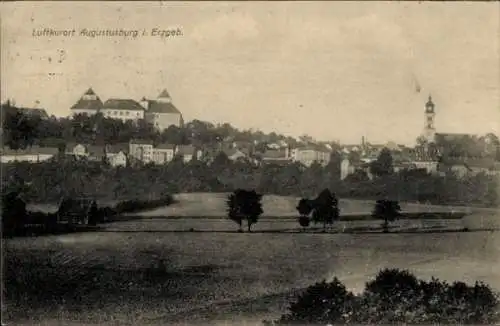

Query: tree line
1;102;306;150
2;153;498;208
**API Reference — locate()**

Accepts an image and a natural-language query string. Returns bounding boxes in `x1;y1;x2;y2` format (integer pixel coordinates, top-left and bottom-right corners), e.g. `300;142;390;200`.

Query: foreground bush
266;268;500;325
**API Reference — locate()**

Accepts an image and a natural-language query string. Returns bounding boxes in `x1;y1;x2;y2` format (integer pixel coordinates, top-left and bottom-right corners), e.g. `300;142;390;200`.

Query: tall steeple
423;94;436;143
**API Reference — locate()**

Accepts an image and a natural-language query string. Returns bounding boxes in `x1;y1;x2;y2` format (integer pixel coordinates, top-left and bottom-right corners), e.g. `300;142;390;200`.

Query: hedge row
2;195;176;236
265;268;500;325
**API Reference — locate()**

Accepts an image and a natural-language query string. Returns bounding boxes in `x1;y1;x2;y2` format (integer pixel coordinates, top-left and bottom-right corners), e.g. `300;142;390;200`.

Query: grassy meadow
4;192;500;325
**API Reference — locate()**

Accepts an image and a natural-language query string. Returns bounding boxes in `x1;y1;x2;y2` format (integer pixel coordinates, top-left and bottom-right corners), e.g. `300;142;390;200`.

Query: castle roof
103;99;145;111
70;98;103;111
146;100;181;114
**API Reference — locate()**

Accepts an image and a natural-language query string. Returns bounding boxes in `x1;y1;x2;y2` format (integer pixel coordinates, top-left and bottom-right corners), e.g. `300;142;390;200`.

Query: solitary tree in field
296;198;314;231
372;199;401;233
311;189;340;232
227;189;263;232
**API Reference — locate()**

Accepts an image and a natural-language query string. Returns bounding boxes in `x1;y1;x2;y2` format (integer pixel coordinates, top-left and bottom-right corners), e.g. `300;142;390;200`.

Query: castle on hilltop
70;88;184;130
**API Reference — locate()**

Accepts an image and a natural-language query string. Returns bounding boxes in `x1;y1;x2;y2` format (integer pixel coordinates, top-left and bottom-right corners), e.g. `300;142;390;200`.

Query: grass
4;220;500;325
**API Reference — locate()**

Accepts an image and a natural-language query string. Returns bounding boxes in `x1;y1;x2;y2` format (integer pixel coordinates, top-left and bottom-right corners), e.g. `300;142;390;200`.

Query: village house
152;143;176;164
407;146;442;175
64;143;106;162
291;144;331;167
176;145;202;163
340;157;373;180
105;143;129;167
87;145;106;162
70;88;103;117
259;148;291;165
141;89;184;130
65;143;87;158
439;157;500;178
223;148;248;162
0;146;59;163
129;139;154;164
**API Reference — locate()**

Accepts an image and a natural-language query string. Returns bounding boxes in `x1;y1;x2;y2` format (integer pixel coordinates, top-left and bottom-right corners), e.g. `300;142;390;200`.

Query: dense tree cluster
267;268;500;325
1;102;304;150
1;154;498;209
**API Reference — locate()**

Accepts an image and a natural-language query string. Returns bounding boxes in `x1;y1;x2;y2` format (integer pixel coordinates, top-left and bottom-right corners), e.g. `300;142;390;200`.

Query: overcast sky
1;1;499;145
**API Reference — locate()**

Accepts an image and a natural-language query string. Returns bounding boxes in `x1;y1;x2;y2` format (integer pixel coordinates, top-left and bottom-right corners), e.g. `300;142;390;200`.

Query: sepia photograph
1;1;500;325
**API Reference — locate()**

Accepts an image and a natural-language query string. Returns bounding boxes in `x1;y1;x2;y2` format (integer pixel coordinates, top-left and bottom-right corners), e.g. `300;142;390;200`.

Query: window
125;111;129;116
119;111;123;116
113;111;117;115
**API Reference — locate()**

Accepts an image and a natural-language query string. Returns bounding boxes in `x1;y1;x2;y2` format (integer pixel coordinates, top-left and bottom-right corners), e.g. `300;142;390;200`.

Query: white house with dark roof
176;145;202;163
101;99;145;121
141;89;184;131
105;143;129;167
70;88;103;117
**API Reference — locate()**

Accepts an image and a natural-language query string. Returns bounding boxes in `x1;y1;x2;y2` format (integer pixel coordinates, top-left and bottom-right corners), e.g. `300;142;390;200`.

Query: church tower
423;95;436;143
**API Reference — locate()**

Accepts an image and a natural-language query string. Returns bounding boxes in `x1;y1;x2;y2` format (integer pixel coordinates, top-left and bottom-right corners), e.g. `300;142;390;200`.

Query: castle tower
82;87;98;101
423;95;436;143
157;89;172;103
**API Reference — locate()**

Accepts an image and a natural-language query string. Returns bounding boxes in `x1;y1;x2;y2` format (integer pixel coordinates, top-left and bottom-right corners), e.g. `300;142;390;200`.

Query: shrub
276;278;356;325
268;268;500;325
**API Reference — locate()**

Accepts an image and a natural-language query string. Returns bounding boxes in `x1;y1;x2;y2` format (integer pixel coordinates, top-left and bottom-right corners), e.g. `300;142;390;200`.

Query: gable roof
103;99;145;111
223;148;246;158
105;143;129;154
146;100;181;114
71;98;103;111
262;149;287;159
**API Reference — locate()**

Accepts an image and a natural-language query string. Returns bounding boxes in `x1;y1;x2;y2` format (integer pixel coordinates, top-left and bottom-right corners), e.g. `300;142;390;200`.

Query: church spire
425;94;435;113
423;94;436;143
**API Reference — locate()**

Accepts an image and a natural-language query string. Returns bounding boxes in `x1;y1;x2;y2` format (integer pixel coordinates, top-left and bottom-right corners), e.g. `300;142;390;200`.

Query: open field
28;191;500;216
131;192;479;218
4;213;500;325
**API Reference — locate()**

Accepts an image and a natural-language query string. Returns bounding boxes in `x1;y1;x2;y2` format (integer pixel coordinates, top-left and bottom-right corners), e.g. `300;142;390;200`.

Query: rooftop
103;99;145;111
146;100;181;114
